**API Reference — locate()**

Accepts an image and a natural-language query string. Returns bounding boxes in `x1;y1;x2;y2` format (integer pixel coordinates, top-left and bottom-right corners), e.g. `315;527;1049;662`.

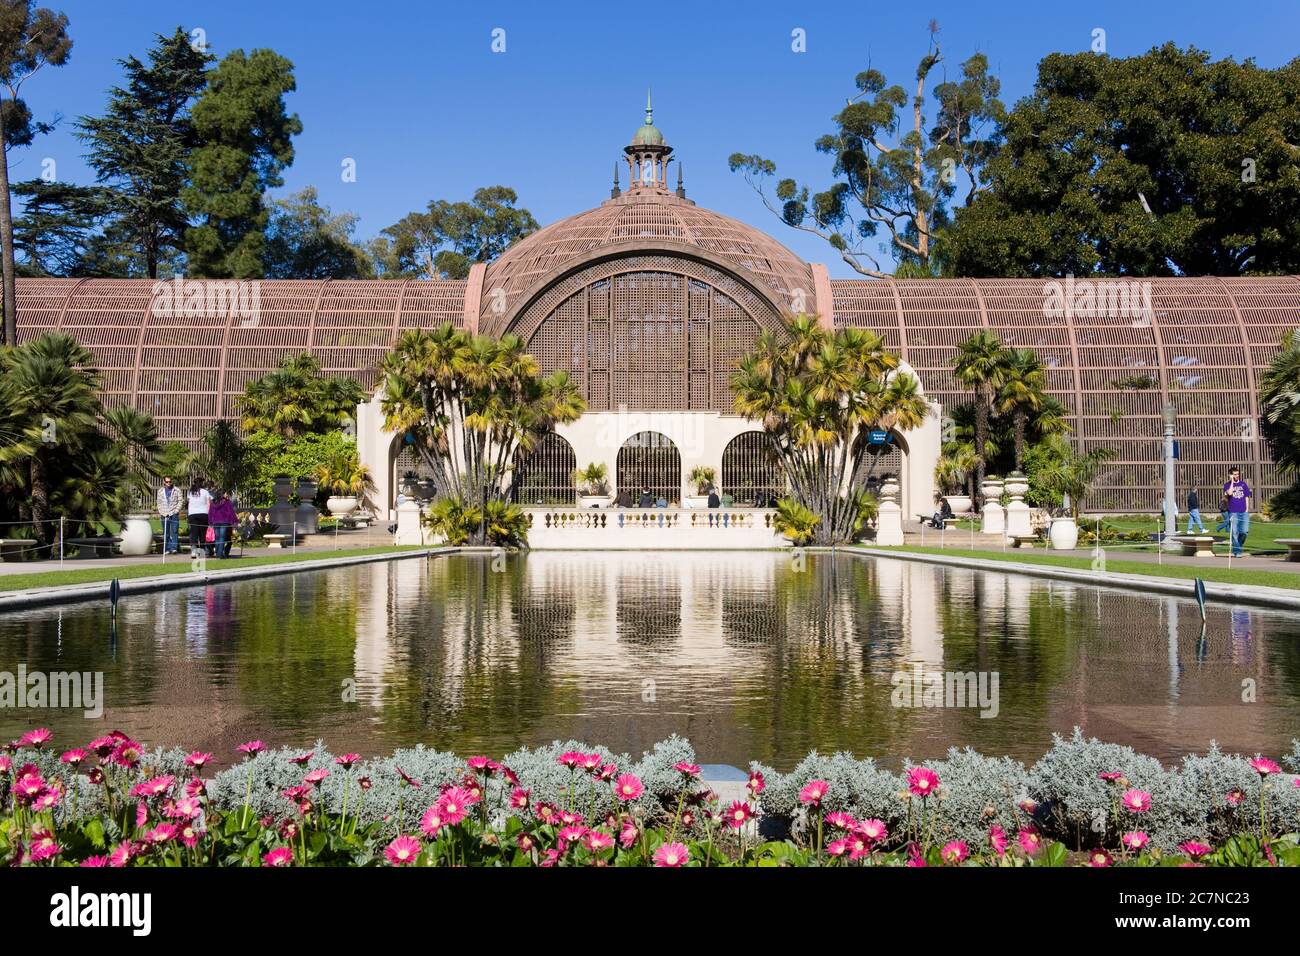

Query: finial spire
611;161;621;199
645;86;653;125
675;162;685;199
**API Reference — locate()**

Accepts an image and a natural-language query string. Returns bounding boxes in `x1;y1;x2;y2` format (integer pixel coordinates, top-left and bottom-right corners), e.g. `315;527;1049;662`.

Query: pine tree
11;179;110;275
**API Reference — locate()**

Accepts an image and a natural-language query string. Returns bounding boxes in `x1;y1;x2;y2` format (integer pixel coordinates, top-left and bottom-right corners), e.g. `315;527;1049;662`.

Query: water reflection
1;552;1297;770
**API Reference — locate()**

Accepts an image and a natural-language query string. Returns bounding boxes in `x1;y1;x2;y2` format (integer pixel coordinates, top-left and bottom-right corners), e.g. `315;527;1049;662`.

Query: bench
0;538;29;562
263;534;289;549
916;514;961;529
1276;539;1300;562
66;536;121;558
1008;534;1039;548
336;514;373;530
1170;534;1218;558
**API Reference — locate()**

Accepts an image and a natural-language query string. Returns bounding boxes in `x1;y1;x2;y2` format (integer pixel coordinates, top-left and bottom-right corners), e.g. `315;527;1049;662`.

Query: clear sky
21;0;1300;277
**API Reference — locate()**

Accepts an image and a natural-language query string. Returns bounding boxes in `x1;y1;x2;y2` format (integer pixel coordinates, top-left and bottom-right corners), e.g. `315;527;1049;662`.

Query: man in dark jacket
1185;487;1205;533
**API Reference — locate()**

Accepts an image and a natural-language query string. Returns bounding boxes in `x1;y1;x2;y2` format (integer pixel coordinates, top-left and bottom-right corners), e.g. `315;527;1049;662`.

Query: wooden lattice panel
617;431;682;502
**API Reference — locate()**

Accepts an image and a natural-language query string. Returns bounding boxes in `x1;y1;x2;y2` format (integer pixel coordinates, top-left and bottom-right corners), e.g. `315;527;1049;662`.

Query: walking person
209;489;237;559
156;475;181;554
1185;487;1205;534
186;479;212;556
1222;467;1252;557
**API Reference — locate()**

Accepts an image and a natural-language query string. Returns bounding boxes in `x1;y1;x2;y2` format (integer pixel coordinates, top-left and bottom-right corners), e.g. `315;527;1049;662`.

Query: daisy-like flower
304;768;329;786
557;825;588;850
19;728;52;748
384;835;422;866
509;787;530;810
580;753;603;773
846;830;873;860
906;844;928;867
13;772;44;802
288;751;314;766
32;787;62;812
185;777;206;798
466;755;493;773
500;765;519;786
1224;789;1245;807
536;802;558;824
1017;828;1043;855
185;751;212;770
907;766;940;798
940;840;969;864
108;841;133;868
179;823;203;848
653;842;689;868
1248;757;1281;776
60;748;88;766
420;806;444;838
725;801;753;830
1122;831;1149;850
1121;789;1152;813
747;770;765;796
237;740;265;757
1088;849;1113;868
825;810;856;830
89;735;118;758
619;819;639;849
80;856;110;868
799;779;829;807
1178;840;1213;859
0;754;10;774
172;796;202;819
435;786;476;825
1018;797;1039;814
556;751;583;770
146;823;178;844
395;765;421;788
516;833;536;853
614;773;644;801
130;775;175;799
110;739;143;769
598;763;618;781
1098;771;1125;783
674;761;701;778
559;809;584;827
826;837;851;858
583;830;615;852
27;832;60;863
858;818;888;844
263;846;294;867
988;824;1010;856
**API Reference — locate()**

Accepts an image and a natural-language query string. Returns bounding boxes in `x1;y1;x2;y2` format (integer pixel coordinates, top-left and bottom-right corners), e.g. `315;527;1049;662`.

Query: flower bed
2;728;1299;867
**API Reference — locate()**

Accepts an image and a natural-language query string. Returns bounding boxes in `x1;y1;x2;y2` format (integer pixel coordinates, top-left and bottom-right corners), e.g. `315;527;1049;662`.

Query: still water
1;553;1297;769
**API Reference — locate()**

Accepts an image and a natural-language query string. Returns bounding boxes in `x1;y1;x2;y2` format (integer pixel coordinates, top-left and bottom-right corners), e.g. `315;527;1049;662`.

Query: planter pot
577;494;614;509
1049;516;1079;551
326;496;359;516
944;494;973;514
684;495;712;509
120;514;154;556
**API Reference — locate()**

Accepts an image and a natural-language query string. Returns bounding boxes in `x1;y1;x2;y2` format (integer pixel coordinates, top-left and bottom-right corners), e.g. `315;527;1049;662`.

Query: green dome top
630;88;664;147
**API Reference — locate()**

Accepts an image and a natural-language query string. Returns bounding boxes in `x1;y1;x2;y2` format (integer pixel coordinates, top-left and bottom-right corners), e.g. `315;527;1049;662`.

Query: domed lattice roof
481;191;816;329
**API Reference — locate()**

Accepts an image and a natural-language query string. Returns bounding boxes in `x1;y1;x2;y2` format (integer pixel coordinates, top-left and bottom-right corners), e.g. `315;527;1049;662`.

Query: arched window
721;431;785;504
512;432;577;505
617;431;681;503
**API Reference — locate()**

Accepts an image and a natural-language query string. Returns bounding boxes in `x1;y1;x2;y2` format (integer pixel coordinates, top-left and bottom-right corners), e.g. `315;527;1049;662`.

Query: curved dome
631;121;664;146
481;191;815;329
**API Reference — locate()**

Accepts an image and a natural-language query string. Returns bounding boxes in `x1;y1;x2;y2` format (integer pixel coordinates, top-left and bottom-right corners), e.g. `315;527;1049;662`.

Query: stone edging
0;548;458;613
849;547;1300;611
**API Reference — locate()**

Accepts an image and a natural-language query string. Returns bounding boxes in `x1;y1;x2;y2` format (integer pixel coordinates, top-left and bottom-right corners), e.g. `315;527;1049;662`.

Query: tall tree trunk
30;450;50;548
0;93;16;348
974;392;988;495
1014;411;1026;471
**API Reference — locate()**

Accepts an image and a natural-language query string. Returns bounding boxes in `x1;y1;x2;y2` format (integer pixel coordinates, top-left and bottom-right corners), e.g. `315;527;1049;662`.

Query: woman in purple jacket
209;490;238;559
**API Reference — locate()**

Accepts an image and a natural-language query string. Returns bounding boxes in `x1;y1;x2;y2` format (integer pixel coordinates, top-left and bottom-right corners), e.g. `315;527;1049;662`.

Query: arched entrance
617;431;681;503
854;429;911;515
512;432;578;505
721;430;785;505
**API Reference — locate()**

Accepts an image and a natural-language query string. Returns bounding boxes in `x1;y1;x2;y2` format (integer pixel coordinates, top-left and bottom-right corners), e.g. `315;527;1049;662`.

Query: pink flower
1248;757;1281;776
1018;797;1038;814
725;801;753;829
674;762;701;778
80;856;109;867
27;832;60;862
109;739;143;768
130;775;174;799
1122;831;1149;850
179;823;203;848
846;831;874;860
858;818;887;844
1121;789;1152;813
906;844;928;867
263;847;294;867
420;806;444;837
798;779;829;807
653;842;689;867
825;810;856;830
1178;840;1212;859
395;765;421;788
509;787;530;810
384;835;422;865
619;819;639;849
88;735;117;757
599;763;618;781
435;786;476;825
466;755;493;773
0;754;10;774
614;773;644;801
146;823;177;844
13;772;44;802
988;824;1009;855
1225;789;1245;806
185;751;212;770
1088;849;1113;868
185;777;206;798
32;788;62;812
237;740;265;757
826;837;851;858
304;768;329;786
907;766;940;798
557;751;583;770
940;840;969;864
580;753;603;772
558;825;588;849
108;841;133;868
60;748;88;766
1098;771;1125;783
583;830;615;852
559;809;584;827
747;770;765;795
1017;828;1042;855
19;728;51;748
288;751;314;766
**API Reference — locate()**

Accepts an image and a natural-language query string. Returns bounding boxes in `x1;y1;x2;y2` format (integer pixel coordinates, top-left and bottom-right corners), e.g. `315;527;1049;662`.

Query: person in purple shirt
208;490;238;559
1222;467;1252;557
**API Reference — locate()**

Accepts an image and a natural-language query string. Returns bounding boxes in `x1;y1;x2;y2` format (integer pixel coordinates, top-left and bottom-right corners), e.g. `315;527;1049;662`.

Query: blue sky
22;0;1300;276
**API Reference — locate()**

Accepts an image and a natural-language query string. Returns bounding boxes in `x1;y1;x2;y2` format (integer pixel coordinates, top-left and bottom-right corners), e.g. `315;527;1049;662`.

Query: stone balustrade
523;507;786;549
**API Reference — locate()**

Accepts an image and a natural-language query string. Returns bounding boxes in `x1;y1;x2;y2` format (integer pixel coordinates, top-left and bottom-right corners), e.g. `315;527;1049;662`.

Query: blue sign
867;429;890;446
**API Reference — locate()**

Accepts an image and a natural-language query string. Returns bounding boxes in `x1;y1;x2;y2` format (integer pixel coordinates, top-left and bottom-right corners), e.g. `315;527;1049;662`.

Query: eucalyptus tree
378;322;585;545
731;314;930;544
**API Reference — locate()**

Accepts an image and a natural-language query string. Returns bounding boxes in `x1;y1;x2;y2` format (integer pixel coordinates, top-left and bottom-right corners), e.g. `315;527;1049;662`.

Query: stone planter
119;514;154;556
577;494;614;509
684;495;712;509
326;496;359;516
944;494;973;514
1049;516;1080;551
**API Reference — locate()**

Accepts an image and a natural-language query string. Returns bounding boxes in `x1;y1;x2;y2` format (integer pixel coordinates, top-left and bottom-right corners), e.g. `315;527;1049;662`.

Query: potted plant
315;449;375;516
685;466;717;509
572;463;613;508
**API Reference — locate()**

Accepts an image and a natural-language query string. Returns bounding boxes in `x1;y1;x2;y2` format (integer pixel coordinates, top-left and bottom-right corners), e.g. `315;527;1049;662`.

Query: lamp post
1162;401;1178;549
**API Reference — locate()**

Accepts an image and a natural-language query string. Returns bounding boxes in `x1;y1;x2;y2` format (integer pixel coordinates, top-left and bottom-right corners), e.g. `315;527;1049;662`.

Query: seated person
930;497;954;529
637;488;654;508
615;488;633;508
707;489;721;508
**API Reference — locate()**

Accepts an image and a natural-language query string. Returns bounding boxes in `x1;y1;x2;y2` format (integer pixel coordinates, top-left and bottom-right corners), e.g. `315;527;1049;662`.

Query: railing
523;507;784;549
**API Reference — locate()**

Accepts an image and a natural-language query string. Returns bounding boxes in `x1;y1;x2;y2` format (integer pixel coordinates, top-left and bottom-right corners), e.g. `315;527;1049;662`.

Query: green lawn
867;544;1300;590
0;545;427;593
1095;516;1300;552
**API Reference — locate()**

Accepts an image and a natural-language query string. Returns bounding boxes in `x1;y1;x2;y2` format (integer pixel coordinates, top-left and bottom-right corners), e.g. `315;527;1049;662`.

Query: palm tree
1261;329;1300;475
104;404;163;501
0;333;102;545
995;348;1048;471
953;331;1009;493
239;353;364;439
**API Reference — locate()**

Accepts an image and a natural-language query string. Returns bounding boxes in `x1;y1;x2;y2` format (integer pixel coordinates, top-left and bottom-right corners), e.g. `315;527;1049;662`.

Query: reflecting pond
2;552;1298;769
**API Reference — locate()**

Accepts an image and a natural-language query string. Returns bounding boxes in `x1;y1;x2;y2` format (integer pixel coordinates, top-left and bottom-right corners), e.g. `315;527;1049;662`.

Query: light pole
1162;401;1178;549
